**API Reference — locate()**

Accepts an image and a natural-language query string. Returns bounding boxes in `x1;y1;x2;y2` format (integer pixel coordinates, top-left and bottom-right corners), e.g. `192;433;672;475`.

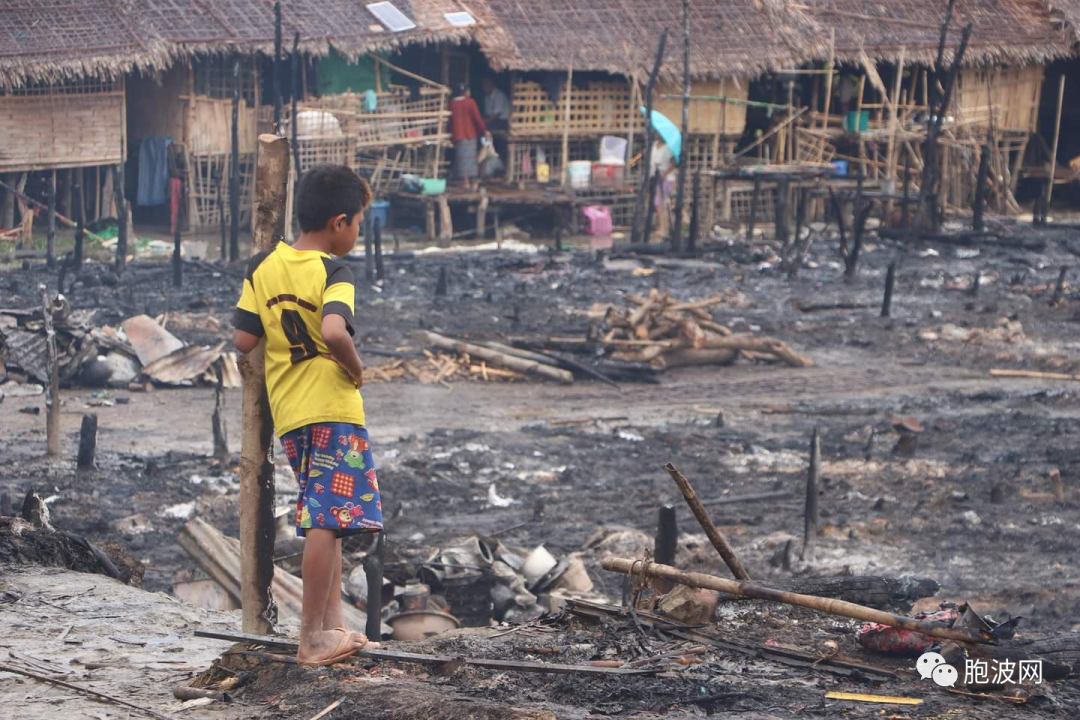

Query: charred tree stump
41;285;60;458
373;218;385;283
46;171;57;268
76;414;98;470
631;30;668;244
881;262;897;318
238;134;290;635
746;176;761;241
688;172;700;254
654;504;678;594
800;428;820;562
212;363;229;460
229;60;241;263
774;175;790;251
365;532;385;640
972;144;989;232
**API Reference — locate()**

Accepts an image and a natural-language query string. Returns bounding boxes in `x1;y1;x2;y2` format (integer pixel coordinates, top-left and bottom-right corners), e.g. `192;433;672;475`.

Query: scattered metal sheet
121;315;184;366
142;341;226;385
3;328;48;383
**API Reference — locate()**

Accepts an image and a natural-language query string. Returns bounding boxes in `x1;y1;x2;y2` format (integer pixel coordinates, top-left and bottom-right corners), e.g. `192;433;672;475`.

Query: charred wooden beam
76;414;98;470
631;29;668;244
881;262;897;318
800;428;820;561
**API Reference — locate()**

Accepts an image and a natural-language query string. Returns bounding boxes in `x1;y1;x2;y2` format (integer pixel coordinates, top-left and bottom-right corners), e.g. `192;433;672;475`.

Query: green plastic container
420;178;446;195
845;110;869;133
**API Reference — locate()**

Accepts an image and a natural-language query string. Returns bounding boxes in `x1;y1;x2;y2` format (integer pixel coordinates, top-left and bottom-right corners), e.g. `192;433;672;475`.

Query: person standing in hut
482;77;511;159
449;84;487;191
650;136;678;238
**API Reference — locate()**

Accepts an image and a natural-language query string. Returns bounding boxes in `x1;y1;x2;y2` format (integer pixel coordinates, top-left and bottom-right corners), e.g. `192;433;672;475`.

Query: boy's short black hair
296;164;372;232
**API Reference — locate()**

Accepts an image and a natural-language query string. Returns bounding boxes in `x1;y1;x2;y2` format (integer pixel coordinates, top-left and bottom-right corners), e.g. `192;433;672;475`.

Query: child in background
233;165;382;665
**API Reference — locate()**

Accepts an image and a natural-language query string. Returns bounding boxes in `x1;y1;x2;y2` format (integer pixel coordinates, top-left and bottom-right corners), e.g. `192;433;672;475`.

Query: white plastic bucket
599;135;628;165
568;161;592;189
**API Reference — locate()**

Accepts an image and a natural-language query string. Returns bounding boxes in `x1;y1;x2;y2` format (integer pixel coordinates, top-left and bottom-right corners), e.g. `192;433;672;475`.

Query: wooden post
1053;266;1068;305
363;210;374;284
670;0;691;253
437;195;452;247
476;187;488;240
560;60;573;188
230;59;241;262
973;144;989;232
800;428;820;562
688;171;700;254
774;175;789;250
820;30;835;130
237;134;290;635
365;532;385;640
665;463;750;580
886;47;906;183
42;285;61;458
291;32;301;179
272;0;283;133
217;175;227;261
72;182;85;268
643;174;658;244
373;216;385;283
112;164;127;273
881;262;897;318
654;504;678;594
1047;74;1066;206
631;30;669;244
746;176;761;241
212;362;229;460
46;170;57;268
435;266;448;297
77;414;98;470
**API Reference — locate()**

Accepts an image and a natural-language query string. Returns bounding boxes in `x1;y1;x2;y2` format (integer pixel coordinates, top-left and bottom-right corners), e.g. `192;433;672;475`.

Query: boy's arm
322;314;363;388
321;259;362;387
232;274;264;354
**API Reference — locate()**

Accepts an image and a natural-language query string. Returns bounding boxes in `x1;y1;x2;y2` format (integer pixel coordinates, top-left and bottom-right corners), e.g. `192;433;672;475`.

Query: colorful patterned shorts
280;422;384;538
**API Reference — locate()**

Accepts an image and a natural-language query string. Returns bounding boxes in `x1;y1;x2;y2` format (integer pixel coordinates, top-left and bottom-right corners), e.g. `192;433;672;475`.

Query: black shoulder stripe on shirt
323;301;355;336
266;294;317;312
233;307;265;336
246;248;274;284
321;256;355;289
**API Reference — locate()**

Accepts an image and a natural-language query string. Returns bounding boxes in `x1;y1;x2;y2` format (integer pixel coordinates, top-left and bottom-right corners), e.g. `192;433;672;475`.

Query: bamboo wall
954;65;1044;134
0;79;125;172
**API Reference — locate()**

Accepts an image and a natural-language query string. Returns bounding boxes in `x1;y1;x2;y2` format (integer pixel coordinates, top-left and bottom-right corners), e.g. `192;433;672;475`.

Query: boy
233;164;381;665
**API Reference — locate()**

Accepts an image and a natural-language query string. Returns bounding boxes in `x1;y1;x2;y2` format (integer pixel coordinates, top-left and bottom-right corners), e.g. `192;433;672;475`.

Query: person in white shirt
649;138;677;238
483;78;511;160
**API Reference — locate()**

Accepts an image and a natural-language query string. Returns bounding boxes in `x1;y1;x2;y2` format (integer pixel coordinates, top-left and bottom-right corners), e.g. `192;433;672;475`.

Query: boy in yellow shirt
233;165;381;665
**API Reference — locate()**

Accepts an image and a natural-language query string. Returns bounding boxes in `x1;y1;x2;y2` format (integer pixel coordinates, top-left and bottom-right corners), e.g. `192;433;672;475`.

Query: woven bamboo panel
954;65;1043;134
304;88;450;149
296;137;353;173
354;145;442;192
186;152;254;229
719;181;776;223
510;80;635;138
0;81;124;172
188;97;258;155
654;80;748;136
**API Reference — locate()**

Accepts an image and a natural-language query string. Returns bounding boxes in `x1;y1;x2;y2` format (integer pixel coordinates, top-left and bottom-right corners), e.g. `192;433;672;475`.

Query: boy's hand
327;354;363;389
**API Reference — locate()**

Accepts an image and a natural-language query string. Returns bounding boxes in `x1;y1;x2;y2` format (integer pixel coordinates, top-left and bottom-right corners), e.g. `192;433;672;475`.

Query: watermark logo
916;652;1043;687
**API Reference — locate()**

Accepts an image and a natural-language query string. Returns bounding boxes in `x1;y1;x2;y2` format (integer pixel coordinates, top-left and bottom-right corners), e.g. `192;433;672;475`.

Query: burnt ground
2;224;1080;718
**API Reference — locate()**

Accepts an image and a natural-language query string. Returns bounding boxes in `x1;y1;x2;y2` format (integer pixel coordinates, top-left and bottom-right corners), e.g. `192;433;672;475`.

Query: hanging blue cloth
137;136;173;206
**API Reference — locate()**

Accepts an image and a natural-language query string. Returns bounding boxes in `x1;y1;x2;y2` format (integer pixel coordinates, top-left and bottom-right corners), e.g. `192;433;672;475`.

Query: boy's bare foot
296;627;369;666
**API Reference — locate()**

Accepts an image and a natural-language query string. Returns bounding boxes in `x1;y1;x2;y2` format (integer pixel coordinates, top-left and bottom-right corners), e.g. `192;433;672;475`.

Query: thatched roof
471;0;825;80
1044;1;1080;44
0;0;470;88
800;0;1075;65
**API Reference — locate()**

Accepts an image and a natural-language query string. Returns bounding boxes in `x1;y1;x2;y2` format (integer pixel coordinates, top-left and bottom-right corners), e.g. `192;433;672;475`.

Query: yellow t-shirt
233;242;365;436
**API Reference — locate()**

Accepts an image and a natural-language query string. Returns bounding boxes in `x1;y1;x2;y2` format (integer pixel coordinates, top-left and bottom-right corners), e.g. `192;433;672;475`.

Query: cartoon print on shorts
365;468;379;492
299;506;312;529
316;512;326;526
282;438;298;462
330;471;355;498
330;503;364;527
344;435;369;469
313;482;325;494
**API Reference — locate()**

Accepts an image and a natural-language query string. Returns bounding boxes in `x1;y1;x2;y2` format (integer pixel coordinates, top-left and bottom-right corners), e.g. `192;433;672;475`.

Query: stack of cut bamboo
601;289;812;369
366;349;527;386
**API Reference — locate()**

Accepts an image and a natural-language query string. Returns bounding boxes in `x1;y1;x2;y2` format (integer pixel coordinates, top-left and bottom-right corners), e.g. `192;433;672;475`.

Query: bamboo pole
665;463;750;580
420;331;573;383
237;134;290;635
631;30;668;244
560;60;573;188
601;557;995;644
1046;74;1066;206
230;59;241;262
671;0;691;253
820;29;835;131
886;47;906;182
41;285;60;458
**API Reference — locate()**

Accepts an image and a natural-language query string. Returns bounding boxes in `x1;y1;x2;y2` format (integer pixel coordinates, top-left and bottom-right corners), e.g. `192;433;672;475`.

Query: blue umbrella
639;107;681;163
